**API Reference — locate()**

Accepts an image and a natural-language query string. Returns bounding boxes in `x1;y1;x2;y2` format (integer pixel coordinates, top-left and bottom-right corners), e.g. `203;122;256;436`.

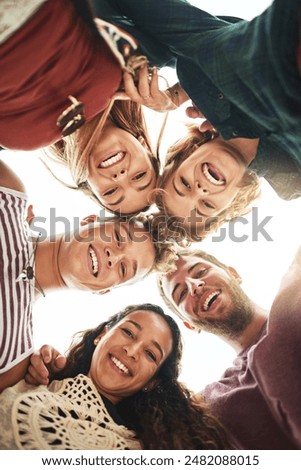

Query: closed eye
120;261;127;279
181;176;191;189
178;287;188;304
132;171;146;181
203;200;215;209
103;187;117;197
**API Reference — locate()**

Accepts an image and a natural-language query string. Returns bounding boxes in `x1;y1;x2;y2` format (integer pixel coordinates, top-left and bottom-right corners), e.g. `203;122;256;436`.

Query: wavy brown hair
155;125;261;242
46;100;160;215
54;303;232;449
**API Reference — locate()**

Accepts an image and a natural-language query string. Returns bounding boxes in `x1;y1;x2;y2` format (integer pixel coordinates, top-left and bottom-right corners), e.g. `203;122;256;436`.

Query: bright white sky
2;0;301;393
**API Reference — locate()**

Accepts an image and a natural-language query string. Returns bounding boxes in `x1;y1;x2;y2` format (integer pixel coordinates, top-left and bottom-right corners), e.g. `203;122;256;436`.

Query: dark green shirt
92;0;301;200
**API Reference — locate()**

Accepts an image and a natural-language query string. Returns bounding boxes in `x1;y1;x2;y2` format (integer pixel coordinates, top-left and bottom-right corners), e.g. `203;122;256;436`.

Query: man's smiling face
161;255;253;335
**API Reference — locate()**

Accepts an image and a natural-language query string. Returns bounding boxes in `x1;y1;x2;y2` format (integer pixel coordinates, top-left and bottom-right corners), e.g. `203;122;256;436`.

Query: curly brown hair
155;125;261;242
54;303;232;449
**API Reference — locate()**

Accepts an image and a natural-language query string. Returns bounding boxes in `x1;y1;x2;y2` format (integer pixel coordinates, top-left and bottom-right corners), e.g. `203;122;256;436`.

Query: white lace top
0;374;141;450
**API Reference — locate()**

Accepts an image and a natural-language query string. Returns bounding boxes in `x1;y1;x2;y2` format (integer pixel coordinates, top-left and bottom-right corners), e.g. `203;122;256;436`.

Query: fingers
137;64;151;99
24;345;66;386
149;67;162;99
198;119;215;133
25;348;51;385
112;91;131;101
185;104;204;119
123;70;143;103
123;65;154;102
54;354;67;371
123;66;174;112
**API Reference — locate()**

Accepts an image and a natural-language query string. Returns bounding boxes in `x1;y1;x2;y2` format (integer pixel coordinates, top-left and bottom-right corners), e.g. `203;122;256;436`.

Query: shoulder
0;161;26;194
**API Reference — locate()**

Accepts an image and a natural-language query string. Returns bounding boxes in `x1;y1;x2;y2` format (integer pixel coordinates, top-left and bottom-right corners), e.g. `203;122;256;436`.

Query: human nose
187;278;205;296
195;180;209;194
105;248;124;268
112;168;127;181
123;341;141;360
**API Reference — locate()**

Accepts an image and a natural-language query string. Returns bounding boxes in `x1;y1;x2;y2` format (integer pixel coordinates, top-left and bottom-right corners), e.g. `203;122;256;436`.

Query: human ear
227;266;242;284
93;328;108;346
137;135;147;148
93;288;112;295
80;214;98;226
183;321;202;334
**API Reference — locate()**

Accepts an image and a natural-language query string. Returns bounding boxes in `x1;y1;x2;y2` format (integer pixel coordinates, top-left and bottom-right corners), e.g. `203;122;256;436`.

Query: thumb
54;355;67;370
185;103;204;119
112;91;131;101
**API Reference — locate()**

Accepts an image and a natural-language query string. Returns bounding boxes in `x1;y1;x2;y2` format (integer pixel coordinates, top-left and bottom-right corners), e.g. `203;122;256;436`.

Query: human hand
25;344;66;386
185;102;205;119
122;64;177;112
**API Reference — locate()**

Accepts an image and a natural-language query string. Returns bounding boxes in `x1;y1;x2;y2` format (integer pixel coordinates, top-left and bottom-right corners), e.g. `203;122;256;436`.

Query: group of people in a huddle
1;0;301;450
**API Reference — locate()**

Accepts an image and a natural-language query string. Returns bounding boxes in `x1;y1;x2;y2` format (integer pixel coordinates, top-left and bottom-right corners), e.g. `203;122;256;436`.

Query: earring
94;338;99;345
93;289;111;295
142;386;148;392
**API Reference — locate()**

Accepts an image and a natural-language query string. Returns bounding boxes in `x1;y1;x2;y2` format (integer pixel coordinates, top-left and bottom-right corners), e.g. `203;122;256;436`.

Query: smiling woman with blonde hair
155;125;261;242
47;99;160;216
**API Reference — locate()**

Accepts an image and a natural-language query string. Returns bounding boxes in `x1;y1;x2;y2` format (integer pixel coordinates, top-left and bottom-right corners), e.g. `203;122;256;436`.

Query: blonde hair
46;100;160;213
155;125;261;242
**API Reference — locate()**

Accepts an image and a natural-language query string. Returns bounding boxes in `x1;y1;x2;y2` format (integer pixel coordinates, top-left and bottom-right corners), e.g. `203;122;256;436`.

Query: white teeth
100;152;124;168
89;246;98;276
111;356;129;375
203;290;220;311
203;163;225;186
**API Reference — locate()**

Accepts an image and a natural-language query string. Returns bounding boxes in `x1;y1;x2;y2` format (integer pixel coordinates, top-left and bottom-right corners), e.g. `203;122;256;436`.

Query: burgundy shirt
0;0;121;150
204;250;301;449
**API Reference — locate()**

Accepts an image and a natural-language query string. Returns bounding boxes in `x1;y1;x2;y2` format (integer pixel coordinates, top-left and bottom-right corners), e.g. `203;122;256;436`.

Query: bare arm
0;160;26;193
0;357;31;393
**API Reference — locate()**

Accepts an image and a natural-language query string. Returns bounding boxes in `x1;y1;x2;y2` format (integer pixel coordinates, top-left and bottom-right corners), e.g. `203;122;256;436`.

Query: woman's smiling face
162;139;247;224
87;122;157;214
88;310;173;404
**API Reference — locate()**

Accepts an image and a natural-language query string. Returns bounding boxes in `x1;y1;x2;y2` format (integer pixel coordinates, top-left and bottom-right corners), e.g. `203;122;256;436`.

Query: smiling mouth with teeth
110;355;130;375
203;290;220;311
202;163;225;186
89;245;99;277
99;151;125;168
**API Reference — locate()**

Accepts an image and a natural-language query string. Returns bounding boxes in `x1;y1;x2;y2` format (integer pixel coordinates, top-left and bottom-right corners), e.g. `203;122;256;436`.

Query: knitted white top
0;374;141;450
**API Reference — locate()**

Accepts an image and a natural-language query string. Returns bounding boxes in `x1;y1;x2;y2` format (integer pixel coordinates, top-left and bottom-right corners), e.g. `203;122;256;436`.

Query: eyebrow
172;178;185;197
137;177;154;192
132;260;138;277
171;282;180;303
126;320;164;359
188;263;201;274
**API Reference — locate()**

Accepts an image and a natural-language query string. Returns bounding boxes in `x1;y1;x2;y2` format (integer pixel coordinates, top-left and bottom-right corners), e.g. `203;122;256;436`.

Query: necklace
16;233;46;297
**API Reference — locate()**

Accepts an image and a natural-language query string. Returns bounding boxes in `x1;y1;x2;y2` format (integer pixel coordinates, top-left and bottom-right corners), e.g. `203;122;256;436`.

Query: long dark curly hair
53;303;232;449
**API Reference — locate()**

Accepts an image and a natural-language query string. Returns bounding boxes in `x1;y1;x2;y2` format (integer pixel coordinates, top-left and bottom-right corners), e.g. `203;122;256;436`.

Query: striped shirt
0;187;34;373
